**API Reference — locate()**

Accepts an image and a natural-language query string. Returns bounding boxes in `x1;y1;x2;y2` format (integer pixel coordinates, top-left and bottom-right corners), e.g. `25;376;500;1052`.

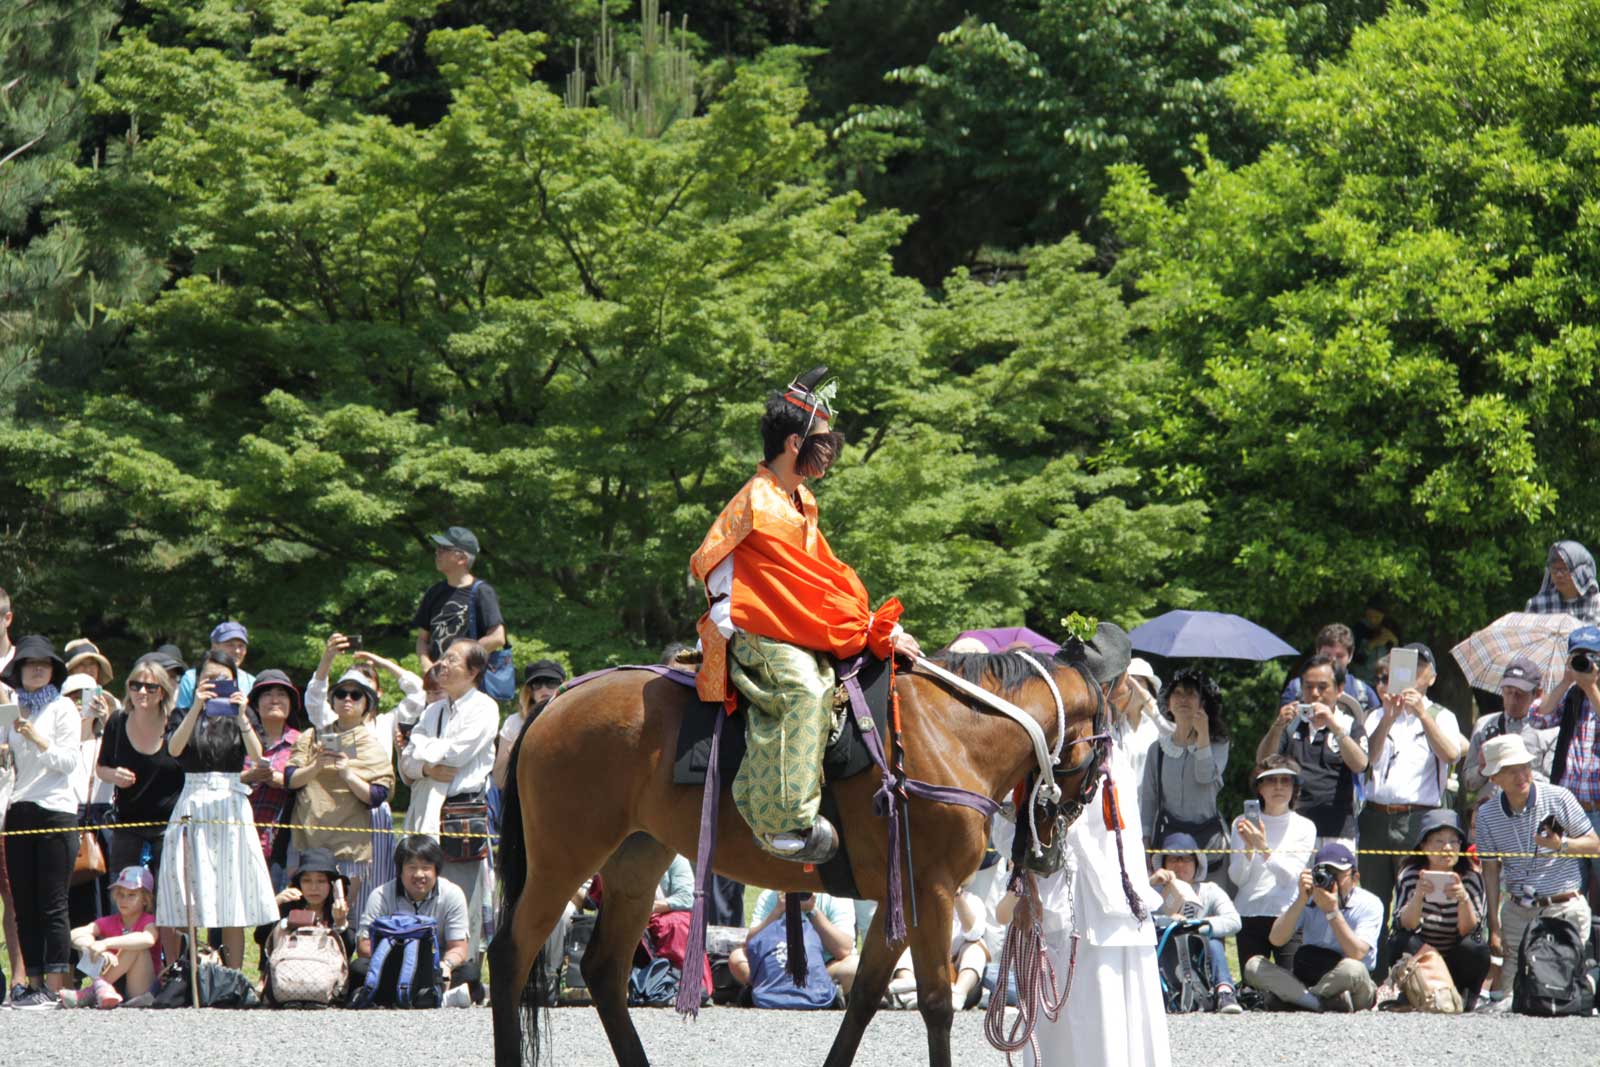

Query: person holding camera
1255;655;1369;848
1280;623;1382;713
1243;843;1382;1012
1140;668;1230;890
1230;758;1317;974
1389;809;1488;1009
1462;655;1553;803
159;649;278;971
1542;627;1600;855
1474;733;1600;1010
1360;642;1464;969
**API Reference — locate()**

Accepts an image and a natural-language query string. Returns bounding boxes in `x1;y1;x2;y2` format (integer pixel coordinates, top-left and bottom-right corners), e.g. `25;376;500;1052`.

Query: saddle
667;652;893;900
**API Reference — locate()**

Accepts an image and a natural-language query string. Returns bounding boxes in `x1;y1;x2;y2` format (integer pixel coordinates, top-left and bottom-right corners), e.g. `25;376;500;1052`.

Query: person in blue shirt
1280;623;1381;712
1243;842;1382;1012
174;621;257;710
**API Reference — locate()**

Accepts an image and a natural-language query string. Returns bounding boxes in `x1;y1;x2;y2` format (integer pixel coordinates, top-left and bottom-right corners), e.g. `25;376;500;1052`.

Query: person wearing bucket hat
1150;832;1244;1014
1474;732;1600;1008
1388;809;1488;1009
285;663;395;912
64;865;161;1010
1230;756;1318;976
259;847;357;961
1243;842;1383;1013
0;636;84;1007
173;621;257;712
243;669;307;885
62;640;115;691
491;659;568;789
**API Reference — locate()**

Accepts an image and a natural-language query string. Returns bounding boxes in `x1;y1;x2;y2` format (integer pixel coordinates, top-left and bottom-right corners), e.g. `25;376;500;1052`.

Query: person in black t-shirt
1254;655;1370;845
412;526;505;673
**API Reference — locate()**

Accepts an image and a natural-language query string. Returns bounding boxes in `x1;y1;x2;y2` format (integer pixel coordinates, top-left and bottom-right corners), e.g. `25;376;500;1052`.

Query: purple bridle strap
840;665;1001;947
675;704;725;1017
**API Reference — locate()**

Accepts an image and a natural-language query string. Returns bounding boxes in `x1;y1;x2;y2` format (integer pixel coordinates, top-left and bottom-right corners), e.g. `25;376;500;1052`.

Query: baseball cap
430;526;481;556
111;866;155;893
1500;654;1542;692
1568;626;1600;655
1400;641;1434;667
211;620;249;646
524;659;566;686
1313;842;1356;871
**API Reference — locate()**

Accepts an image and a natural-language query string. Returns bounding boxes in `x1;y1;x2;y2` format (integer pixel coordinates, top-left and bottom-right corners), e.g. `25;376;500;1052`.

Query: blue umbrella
1127;610;1297;661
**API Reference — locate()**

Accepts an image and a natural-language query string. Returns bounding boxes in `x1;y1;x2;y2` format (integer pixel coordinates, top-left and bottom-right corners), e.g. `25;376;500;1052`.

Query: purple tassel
675;710;726;1017
784;891;809;986
876;777;908;946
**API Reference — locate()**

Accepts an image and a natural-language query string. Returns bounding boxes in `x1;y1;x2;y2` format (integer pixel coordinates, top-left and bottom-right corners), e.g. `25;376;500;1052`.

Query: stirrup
760;816;839;864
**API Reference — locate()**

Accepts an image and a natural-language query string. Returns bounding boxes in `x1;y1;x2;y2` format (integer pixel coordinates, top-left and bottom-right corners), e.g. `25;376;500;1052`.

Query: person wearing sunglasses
96;657;186;967
285;668;394;913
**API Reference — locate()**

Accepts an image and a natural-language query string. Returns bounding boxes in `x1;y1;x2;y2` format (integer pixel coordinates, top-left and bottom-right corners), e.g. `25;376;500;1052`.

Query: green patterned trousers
727;632;836;840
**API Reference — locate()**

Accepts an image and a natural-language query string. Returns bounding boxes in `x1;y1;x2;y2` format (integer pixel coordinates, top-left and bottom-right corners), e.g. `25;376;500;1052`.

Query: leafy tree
837;0;1388;282
1105;0;1600;648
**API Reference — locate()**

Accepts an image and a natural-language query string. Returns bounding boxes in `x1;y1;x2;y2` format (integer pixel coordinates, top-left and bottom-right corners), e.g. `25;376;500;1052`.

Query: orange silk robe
689;465;901;702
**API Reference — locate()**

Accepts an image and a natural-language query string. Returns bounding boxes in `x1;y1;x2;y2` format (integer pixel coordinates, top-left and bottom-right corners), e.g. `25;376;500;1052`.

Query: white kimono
1027;743;1171;1067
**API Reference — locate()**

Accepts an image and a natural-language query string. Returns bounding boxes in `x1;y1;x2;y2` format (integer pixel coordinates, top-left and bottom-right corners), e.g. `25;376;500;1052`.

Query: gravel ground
3;1003;1598;1067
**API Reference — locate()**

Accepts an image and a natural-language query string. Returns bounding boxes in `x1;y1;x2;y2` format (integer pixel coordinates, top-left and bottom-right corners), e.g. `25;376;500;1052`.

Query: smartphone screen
1387;648;1419;694
1242;800;1262;823
287;908;317;928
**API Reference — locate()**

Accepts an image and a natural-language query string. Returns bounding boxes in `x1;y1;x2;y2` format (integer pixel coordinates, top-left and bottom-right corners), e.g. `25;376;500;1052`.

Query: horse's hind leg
822;907;904;1067
582;832;676;1067
907;889;959;1067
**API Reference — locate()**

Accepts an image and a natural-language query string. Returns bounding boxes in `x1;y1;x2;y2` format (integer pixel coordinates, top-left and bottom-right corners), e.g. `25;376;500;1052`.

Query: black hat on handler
1062;622;1133;686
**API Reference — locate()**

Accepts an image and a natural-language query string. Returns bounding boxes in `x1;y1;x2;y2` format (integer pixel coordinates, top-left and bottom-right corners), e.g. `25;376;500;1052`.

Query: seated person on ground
884;884;989;1010
66;866;162;1009
260;847;357;958
1243;843;1382;1013
355;834;476;1006
1388;810;1488;1010
730;888;858;1002
1150;833;1243;1014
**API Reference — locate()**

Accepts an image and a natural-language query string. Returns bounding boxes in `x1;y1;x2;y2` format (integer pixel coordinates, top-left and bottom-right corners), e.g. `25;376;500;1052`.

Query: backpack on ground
1514;916;1594;1017
745;912;838;1010
557;912;597;1003
1155;920;1217;1014
267;925;350;1008
351;915;441;1009
627;956;680;1007
1388;943;1462;1014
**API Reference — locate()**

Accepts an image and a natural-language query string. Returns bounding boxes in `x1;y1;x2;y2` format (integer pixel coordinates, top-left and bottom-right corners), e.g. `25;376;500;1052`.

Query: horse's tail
489;714;549;1067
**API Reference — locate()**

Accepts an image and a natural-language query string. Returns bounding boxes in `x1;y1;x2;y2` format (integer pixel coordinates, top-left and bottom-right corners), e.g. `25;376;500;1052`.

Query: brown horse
488;650;1105;1067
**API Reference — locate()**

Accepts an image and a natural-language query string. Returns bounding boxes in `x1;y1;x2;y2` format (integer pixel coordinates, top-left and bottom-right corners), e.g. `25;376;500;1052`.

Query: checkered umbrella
1449;611;1583;693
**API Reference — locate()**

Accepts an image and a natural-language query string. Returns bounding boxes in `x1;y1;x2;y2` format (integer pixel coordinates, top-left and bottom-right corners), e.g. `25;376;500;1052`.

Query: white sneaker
442;984;472;1009
1474;995;1513;1014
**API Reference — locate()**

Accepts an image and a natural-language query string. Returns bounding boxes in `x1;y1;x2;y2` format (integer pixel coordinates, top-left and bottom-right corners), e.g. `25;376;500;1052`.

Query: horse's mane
929;649;1059;699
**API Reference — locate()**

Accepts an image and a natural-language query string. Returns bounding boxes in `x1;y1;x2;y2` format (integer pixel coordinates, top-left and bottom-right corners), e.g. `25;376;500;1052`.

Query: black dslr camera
1572;651;1596;674
1311;864;1339;891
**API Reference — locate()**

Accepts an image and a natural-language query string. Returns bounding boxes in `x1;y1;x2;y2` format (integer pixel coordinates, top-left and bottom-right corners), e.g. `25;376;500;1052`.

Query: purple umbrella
1127;610;1297;661
956;626;1061;656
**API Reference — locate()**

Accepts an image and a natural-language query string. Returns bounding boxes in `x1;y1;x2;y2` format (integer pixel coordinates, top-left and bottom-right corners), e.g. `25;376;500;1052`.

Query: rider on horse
690;367;922;864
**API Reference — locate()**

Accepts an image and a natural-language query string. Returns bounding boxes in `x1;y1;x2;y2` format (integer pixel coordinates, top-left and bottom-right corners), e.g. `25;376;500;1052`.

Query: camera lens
1573;652;1594;673
1312;865;1337;890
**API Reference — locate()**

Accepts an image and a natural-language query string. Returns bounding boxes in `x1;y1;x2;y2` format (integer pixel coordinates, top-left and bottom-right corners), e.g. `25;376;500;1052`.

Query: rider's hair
760;391;812;462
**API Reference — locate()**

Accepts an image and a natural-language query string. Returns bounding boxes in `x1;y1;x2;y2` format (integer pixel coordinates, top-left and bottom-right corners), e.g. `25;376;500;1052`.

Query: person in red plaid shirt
242;670;306;888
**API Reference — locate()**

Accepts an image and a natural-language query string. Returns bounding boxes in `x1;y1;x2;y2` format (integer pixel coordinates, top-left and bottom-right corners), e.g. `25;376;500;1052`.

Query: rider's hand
891;631;922;659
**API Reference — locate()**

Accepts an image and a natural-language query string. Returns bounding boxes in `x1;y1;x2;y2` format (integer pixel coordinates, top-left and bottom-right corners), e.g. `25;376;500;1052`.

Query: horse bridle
1048;661;1112;830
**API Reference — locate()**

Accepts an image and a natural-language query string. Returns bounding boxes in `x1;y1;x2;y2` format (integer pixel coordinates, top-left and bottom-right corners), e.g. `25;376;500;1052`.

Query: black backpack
1155;920;1217;1014
1513;916;1594;1017
627;956;680;1007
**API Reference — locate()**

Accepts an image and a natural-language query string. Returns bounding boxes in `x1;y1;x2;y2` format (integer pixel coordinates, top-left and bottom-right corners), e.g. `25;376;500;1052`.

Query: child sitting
1151;832;1243;1014
66;866;163;1009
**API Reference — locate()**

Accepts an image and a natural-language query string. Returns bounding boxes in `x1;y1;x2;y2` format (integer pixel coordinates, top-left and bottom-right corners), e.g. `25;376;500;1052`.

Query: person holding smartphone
1389;809;1487;1009
1229;757;1318;976
159;650;278;970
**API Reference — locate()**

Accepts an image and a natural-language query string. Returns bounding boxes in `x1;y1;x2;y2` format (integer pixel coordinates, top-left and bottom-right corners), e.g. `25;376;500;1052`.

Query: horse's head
1044;657;1113;827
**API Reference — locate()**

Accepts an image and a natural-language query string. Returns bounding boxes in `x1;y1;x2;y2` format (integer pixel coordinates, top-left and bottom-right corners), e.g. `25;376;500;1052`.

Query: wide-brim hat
248;668;303;714
60;672;101;698
0;635;67;690
1062;622;1133;686
1411;809;1465;852
289;847;349;890
63;640;115;683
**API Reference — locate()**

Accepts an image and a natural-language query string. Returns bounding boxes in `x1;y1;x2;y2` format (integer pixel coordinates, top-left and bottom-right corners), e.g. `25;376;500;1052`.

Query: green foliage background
2;0;1592;822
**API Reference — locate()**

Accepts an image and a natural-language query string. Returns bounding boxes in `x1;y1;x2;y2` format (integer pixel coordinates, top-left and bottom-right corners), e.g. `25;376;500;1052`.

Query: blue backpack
747;914;837;1009
352;915;441;1009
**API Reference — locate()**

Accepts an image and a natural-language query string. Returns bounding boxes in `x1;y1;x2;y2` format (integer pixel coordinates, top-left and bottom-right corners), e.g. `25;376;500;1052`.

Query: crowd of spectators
3;535;1600;1020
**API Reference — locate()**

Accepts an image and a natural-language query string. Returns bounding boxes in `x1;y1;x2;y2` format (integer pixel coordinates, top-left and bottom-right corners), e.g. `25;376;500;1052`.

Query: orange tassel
1102;780;1124;831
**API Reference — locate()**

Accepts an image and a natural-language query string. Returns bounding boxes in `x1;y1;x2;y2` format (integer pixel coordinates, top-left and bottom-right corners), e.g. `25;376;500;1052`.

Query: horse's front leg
822;905;902;1067
905;888;959;1067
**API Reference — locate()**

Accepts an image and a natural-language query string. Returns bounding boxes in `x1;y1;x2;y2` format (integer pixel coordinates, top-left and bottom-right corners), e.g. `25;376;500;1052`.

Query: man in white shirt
400;639;498;982
1357;642;1465;970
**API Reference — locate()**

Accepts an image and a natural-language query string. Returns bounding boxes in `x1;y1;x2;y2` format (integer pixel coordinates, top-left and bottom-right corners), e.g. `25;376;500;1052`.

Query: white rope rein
911;654;1066;856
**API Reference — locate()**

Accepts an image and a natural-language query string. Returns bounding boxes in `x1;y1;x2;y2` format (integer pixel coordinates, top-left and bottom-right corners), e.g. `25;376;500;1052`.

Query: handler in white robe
1026;624;1171;1067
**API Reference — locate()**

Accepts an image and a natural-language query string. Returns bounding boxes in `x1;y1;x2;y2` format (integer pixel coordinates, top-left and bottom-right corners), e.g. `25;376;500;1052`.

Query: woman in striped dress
1389;809;1488;1008
157;650;278;969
